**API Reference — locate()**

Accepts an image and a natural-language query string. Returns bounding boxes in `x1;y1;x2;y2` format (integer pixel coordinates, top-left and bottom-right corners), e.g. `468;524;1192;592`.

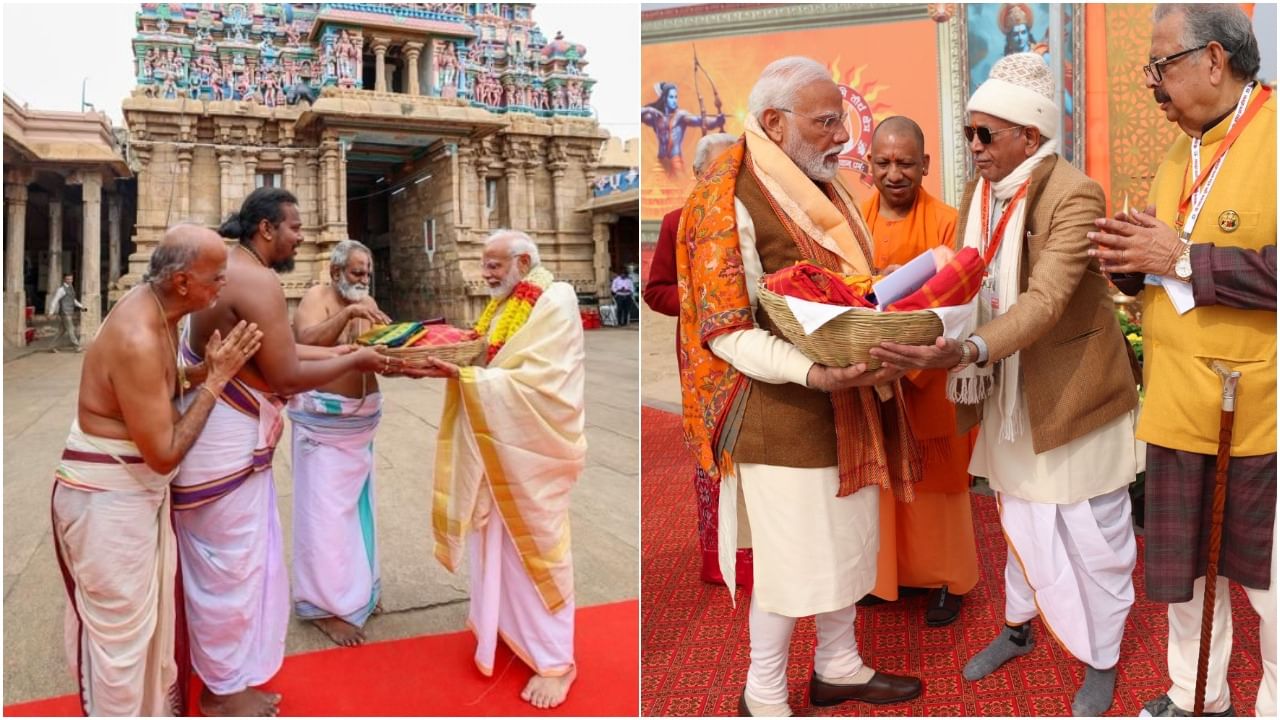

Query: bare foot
520;666;577;710
312;616;366;647
372;600;385;615
199;686;282;717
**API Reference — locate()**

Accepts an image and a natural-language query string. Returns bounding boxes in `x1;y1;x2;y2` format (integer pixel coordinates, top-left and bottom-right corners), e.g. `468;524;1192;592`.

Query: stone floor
2;326;639;705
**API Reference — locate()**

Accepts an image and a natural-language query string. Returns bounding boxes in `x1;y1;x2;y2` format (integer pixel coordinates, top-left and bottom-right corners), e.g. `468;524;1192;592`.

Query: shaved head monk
860;116;979;627
52;223;263;716
174;188;399;716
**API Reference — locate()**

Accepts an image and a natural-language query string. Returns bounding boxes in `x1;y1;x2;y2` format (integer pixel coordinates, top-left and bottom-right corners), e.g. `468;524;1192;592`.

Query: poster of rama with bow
640;7;945;222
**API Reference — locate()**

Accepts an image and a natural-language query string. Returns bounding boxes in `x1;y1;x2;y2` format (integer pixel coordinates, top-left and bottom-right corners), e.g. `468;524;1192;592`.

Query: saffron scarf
676;134;922;501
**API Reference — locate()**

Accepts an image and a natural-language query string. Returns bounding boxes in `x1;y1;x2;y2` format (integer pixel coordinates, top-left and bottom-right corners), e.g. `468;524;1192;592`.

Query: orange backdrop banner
641;19;943;222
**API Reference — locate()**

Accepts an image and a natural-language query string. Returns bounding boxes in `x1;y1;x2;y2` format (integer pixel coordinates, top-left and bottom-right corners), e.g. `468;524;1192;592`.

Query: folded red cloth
410;324;480;347
886;247;984;312
763;262;875;308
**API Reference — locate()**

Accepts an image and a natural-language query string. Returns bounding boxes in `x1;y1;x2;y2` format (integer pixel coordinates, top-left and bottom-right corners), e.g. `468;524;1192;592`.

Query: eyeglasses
778;108;849;134
1142;44;1208;83
963;124;1024;145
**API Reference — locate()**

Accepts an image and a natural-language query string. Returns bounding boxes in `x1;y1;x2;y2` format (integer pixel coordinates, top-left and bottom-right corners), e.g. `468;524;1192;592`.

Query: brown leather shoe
809;671;923;706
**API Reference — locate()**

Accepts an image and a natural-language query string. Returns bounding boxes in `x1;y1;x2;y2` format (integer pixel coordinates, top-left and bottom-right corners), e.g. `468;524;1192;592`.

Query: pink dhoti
172;379;289;695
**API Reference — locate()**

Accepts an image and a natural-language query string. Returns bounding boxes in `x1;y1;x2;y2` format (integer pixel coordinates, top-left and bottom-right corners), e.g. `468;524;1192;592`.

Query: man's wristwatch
1174;244;1193;281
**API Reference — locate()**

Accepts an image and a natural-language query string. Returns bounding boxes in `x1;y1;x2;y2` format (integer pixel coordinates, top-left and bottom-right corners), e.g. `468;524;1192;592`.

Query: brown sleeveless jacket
729;162;839;468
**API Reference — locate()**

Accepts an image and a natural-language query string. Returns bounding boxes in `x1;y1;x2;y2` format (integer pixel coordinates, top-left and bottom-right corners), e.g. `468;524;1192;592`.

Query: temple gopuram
120;2;633;324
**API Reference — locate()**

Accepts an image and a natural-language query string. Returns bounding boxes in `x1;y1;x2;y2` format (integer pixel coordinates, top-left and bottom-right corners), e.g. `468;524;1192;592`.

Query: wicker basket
757;283;943;369
379;337;487;367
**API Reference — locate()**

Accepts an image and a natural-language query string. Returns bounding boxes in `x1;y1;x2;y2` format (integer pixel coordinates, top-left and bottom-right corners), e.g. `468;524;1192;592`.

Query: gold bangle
197;384;219;403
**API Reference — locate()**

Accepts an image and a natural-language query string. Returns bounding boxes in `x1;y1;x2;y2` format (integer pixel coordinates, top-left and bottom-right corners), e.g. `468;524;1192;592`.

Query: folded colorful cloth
763;262;876;308
885;247;984;312
410;325;480;347
356;322;425;347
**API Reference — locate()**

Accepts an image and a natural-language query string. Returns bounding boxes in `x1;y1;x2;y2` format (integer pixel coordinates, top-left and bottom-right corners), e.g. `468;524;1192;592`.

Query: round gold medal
1218;209;1241;233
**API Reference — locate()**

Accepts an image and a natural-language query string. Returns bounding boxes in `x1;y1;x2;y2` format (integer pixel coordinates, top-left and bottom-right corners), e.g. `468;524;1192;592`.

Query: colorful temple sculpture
121;3;626;324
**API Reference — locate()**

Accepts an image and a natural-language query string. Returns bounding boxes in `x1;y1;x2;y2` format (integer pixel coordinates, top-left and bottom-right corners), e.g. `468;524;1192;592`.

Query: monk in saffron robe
423;229;586;710
860;116;979;626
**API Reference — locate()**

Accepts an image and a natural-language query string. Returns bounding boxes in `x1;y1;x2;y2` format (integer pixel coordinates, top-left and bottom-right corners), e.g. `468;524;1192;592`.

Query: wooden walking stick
1194;361;1241;716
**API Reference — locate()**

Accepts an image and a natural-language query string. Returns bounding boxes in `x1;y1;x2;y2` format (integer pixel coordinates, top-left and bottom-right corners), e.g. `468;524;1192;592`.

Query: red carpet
641;406;1263;716
6;599;637;717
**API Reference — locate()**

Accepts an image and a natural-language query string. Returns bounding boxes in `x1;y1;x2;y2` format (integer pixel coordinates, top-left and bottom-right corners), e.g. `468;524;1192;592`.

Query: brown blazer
956;155;1138;453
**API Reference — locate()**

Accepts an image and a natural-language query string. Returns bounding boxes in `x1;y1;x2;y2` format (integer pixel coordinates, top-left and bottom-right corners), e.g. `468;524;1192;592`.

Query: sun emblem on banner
828;60;892;186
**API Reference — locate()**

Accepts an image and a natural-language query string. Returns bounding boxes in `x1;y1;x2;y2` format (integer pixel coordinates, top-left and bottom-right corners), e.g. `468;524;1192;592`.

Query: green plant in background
1116;308;1143;364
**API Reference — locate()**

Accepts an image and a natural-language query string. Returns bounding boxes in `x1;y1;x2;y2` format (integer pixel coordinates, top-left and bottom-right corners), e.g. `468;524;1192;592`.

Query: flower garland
474;265;554;364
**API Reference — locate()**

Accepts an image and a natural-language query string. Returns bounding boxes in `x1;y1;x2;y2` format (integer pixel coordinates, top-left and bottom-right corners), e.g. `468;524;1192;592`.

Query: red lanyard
1176;84;1272;228
979;181;1030;267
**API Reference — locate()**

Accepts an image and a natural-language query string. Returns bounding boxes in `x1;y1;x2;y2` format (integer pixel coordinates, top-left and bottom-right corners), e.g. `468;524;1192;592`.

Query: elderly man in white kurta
871;53;1142;717
674;57;925;717
424;230;586;710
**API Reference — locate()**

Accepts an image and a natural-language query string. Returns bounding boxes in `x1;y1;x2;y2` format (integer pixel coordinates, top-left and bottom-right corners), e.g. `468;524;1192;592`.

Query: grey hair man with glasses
1087;4;1275;717
675;55;922;716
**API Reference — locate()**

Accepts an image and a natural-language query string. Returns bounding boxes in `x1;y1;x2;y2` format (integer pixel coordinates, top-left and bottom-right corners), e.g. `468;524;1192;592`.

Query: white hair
747;56;832;122
330;238;372;270
692;133;737;177
485;229;541;267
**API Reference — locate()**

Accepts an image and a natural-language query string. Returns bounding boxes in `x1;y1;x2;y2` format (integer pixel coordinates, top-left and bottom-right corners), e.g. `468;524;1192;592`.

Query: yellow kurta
863;188;979;598
1140;88;1276;457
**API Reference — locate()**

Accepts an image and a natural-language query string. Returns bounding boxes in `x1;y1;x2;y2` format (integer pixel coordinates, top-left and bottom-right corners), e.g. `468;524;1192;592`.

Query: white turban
966;52;1058;138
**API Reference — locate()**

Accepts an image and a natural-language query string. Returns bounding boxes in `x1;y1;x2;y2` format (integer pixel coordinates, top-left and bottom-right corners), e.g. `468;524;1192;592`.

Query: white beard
487;264;524;299
336;279;369;303
783;132;840;182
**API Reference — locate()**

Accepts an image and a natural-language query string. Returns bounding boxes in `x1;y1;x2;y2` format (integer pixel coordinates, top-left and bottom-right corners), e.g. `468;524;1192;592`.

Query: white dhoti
289;390;382;627
1163;509;1278;716
972;396;1139;670
172;383;289;695
52;422;182;716
467;499;575;677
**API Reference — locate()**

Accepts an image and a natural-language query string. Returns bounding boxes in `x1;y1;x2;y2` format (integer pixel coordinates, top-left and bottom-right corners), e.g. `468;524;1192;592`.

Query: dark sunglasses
963;124;1025;145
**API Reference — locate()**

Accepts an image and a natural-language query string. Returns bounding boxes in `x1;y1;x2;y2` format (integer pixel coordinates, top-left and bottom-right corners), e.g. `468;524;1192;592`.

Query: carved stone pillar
404;42;423;96
217;146;234;219
5;171;29;347
47;194;63;301
549;166;567;236
75;172;104;342
456;143;474;230
592;212;618;299
525;162;538;232
308;152;323;228
243;151;259;196
476;162;489;231
337;142;348;225
108;194;122;286
504;163;522;230
176;143;193;220
371;37;391;93
322;143;340;227
281;149;297;192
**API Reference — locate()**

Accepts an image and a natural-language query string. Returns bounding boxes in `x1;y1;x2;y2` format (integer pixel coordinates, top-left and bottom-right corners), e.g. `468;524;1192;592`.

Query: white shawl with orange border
432;280;587;613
